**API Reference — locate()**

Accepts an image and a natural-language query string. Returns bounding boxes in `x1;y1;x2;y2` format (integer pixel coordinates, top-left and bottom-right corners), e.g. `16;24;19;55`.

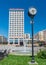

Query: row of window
10;18;24;20
10;18;24;19
9;14;24;16
9;26;24;27
10;19;24;20
9;18;24;21
9;31;24;32
10;21;24;22
10;23;24;24
10;11;24;12
10;14;24;16
10;16;24;18
9;32;24;34
9;33;23;35
10;19;24;22
9;33;24;35
9;24;24;25
9;12;24;14
9;23;24;25
9;28;24;29
9;25;24;27
9;32;24;33
10;24;24;25
9;29;24;30
10;22;24;23
9;21;24;23
9;35;23;37
9;26;24;28
10;23;24;25
9;16;24;18
9;15;24;18
9;31;24;33
10;21;24;23
9;28;24;31
9;16;24;17
10;22;24;24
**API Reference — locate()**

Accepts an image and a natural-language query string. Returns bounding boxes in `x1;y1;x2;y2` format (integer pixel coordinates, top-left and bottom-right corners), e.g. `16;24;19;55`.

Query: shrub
37;49;46;59
39;43;43;46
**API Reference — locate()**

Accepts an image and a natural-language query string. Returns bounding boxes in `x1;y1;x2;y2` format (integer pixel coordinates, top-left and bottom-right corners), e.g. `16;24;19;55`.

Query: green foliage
39;43;43;46
37;49;46;59
44;45;46;47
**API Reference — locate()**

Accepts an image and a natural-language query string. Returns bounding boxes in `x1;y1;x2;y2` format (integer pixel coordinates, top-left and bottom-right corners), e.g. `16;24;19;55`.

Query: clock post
28;7;38;65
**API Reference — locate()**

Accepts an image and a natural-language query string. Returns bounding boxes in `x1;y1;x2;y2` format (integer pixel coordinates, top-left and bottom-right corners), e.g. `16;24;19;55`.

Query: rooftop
9;8;24;11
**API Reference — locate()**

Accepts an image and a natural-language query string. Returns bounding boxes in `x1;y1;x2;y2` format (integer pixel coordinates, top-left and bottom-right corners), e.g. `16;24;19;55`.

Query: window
15;38;18;44
9;39;13;44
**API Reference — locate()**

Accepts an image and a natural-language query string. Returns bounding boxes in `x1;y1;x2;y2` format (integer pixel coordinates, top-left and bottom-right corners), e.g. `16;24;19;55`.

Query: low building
34;30;46;41
24;34;30;39
0;35;7;44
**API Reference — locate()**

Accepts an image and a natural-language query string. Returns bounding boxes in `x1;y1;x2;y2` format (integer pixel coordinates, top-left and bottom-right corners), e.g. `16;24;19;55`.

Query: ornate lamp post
28;7;37;63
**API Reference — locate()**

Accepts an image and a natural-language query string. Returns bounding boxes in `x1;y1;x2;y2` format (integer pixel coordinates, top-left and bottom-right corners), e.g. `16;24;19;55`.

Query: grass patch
0;55;46;65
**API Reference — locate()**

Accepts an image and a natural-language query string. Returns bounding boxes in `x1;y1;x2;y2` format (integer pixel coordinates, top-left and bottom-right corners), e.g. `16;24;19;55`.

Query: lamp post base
28;61;38;65
31;59;35;63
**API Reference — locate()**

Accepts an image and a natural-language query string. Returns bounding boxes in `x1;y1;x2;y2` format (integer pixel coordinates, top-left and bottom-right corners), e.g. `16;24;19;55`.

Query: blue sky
0;0;46;38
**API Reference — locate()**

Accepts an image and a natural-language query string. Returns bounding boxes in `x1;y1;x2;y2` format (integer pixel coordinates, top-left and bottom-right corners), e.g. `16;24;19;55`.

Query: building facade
8;8;24;45
24;34;30;39
34;30;46;41
0;35;7;44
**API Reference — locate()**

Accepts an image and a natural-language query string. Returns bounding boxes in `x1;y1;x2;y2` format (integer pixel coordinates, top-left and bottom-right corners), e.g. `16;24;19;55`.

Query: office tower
8;8;24;45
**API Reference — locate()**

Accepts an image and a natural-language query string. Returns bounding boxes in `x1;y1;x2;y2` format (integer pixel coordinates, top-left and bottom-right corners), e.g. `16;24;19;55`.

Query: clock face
29;7;37;15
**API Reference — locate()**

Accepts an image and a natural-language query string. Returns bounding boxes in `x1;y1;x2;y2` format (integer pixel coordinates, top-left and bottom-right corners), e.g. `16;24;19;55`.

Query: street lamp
28;7;37;63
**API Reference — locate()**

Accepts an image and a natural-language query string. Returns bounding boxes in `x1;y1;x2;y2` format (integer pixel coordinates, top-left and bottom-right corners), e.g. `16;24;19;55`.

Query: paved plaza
0;45;44;55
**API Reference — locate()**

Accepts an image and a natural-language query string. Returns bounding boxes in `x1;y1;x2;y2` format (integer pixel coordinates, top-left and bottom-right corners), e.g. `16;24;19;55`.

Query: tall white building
8;8;24;45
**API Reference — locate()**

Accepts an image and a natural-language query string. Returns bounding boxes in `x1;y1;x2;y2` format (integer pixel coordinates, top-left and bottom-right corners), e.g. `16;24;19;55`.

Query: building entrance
20;39;23;46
